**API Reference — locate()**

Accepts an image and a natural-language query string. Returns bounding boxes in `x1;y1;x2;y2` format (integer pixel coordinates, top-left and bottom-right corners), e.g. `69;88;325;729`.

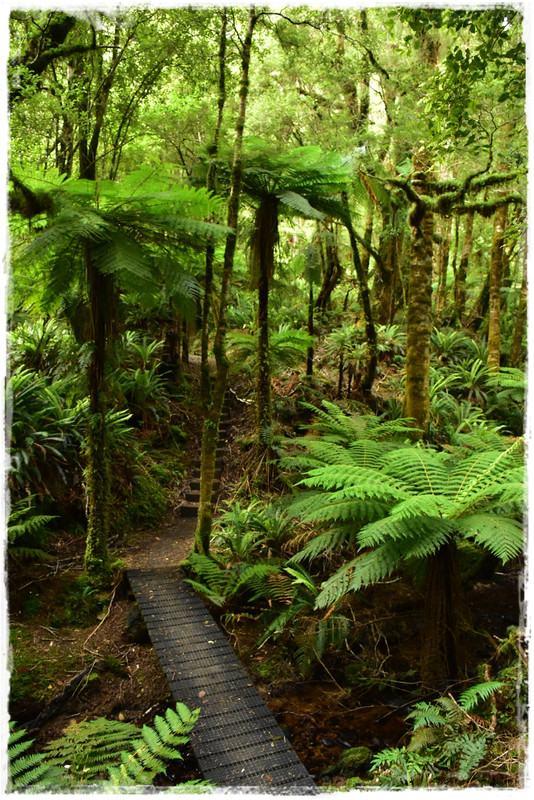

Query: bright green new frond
407;701;448;730
457;514;523;563
459;681;505;711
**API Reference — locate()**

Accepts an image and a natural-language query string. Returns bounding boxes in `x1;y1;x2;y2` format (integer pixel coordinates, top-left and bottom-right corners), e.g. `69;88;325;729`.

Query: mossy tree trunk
403;164;434;436
509;247;527;367
194;6;257;556
254;195;278;439
453;208;474;325
487;201;508;371
83;243;114;582
343;196;377;395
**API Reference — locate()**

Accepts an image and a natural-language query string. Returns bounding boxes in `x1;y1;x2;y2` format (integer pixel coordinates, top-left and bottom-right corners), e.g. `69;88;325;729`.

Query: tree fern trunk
194;6;257;555
421;541;465;685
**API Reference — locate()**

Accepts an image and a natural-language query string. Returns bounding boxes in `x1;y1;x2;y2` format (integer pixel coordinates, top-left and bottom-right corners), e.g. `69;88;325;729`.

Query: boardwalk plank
127;566;317;792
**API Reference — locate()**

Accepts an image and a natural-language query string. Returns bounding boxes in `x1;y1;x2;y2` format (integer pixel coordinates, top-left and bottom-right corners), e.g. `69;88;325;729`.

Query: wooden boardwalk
127;565;317;792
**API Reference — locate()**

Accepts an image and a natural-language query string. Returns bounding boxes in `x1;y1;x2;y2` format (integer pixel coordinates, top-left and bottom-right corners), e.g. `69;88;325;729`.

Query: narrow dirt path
123;516;197;571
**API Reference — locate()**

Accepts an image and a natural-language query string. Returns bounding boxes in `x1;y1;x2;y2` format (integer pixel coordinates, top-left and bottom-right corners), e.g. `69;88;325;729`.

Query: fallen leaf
198;690;206;698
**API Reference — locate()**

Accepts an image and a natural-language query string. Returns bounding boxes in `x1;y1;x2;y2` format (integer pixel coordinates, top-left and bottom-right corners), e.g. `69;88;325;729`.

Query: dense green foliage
8;702;206;791
6;4;526;790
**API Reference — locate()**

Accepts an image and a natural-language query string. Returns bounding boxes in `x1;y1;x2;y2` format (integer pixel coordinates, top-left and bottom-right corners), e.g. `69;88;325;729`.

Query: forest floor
8;362;523;788
9;501;521;787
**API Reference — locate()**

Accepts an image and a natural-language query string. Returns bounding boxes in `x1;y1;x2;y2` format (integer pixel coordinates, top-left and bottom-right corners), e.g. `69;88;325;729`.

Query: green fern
8;702;202;790
43;716;141;785
107;703;200;786
7;724;62;791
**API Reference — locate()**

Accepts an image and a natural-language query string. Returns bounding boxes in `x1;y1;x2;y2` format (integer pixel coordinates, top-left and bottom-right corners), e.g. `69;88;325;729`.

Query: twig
82;581;119;648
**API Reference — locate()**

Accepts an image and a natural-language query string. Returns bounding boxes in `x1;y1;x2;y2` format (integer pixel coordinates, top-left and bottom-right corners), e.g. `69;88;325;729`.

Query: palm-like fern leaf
315;541;402;607
456;514;523;562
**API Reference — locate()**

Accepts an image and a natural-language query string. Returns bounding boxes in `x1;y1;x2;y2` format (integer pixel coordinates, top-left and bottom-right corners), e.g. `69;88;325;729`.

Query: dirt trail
123;515;197;571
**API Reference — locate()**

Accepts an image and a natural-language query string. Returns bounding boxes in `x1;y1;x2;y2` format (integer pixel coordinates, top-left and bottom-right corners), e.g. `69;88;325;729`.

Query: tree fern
284;402;524;612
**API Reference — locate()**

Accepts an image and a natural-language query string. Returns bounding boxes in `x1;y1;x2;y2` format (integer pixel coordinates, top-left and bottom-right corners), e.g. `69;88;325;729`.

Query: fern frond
289;526;353;563
459;681;505;712
315;542;401;607
92;232;152;281
407;701;448;730
107;703;199;786
388;493;459;521
299;464;407;499
384;448;451;495
457;514;524;563
229;562;282;599
449;733;488;781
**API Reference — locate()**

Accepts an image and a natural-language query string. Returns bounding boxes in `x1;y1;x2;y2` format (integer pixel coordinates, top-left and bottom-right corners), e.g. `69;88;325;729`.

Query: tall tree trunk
194;7;257;556
315;223;341;314
375;208;396;325
509;247;527;367
306;282;314;377
83;243;114;581
343;196;377;395
488;202;508;371
403;160;434;435
200;9;227;409
434;215;451;321
254;196;278;439
454;209;474;325
360;198;374;278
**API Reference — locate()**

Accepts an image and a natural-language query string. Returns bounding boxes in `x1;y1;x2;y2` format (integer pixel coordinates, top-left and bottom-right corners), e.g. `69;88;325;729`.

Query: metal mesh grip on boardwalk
127;565;318;792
